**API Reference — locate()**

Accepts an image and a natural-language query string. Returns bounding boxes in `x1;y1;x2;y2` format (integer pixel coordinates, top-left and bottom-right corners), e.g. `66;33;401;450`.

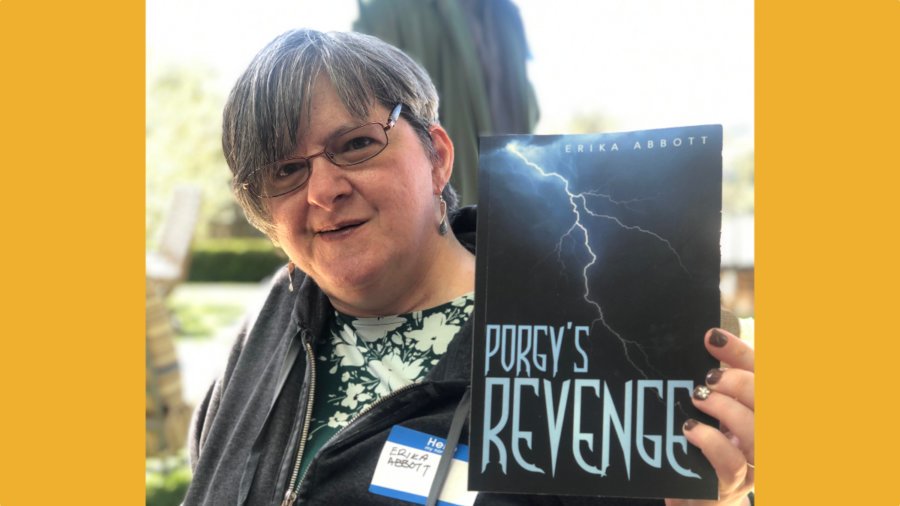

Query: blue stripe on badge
389;425;469;460
453;442;469;462
368;484;461;506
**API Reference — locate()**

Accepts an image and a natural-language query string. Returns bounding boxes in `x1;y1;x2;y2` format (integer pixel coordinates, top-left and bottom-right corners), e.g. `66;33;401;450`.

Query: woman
186;29;754;506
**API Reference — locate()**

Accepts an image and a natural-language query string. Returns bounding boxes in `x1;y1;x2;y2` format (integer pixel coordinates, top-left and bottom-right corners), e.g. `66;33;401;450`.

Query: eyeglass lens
257;122;389;197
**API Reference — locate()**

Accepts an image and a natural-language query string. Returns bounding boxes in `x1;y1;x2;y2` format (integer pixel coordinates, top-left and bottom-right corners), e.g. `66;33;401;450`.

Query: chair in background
146;280;193;457
147;185;203;297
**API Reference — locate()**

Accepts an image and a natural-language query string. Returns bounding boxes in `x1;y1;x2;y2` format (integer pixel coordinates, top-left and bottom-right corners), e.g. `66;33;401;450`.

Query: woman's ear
428;124;455;194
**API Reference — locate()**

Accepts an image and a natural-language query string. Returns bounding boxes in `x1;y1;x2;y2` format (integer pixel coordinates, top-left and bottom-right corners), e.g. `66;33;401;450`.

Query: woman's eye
340;136;375;152
275;161;306;179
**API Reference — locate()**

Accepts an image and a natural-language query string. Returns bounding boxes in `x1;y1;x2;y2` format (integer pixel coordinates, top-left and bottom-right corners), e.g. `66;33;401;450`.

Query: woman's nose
304;156;353;211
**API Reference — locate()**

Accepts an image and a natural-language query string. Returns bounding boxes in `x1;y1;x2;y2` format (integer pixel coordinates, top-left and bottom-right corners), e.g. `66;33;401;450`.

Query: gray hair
222;29;459;237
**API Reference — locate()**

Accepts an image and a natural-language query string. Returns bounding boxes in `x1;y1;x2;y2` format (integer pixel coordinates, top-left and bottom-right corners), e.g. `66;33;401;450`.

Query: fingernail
683;418;699;431
709;328;728;348
693;385;711;400
706;368;725;385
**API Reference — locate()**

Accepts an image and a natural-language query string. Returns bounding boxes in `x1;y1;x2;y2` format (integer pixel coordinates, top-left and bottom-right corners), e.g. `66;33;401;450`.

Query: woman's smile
313;219;367;241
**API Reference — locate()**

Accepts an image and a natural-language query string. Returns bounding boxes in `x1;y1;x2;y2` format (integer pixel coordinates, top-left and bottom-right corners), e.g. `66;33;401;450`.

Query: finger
682;419;754;497
705;367;755;410
706;328;754;372
691;388;755;463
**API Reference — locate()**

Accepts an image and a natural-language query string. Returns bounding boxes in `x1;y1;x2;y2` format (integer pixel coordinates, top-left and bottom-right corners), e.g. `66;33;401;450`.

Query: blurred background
145;1;753;504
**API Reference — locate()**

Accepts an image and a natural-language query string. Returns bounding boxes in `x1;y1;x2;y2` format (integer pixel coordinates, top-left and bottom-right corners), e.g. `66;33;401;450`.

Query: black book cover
469;125;722;500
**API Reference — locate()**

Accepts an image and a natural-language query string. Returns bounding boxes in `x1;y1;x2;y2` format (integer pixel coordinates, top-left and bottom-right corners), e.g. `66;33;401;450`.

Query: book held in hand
469;125;723;500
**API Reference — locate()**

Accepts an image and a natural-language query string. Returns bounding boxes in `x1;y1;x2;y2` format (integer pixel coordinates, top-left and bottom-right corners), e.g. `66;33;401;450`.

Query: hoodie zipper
280;340;316;506
281;377;428;505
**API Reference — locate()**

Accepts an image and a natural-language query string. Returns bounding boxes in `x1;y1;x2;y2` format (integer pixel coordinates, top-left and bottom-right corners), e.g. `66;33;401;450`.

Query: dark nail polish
683;418;699;431
693;385;711;400
709;328;728;348
706;368;724;385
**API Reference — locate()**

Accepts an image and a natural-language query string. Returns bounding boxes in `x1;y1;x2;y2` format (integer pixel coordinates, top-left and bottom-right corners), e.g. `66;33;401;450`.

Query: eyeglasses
242;104;403;198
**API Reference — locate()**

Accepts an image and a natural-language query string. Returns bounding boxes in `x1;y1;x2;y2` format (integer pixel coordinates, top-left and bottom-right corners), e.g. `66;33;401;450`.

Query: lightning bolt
507;142;689;379
579;202;690;275
582;190;660;213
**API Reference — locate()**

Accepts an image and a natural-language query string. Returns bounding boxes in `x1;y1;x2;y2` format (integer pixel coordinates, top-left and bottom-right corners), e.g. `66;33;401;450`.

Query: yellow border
3;0;898;502
0;1;145;504
758;0;900;503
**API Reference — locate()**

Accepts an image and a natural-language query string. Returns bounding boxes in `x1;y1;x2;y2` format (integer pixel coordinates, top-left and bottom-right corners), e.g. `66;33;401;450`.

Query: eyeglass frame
240;103;404;198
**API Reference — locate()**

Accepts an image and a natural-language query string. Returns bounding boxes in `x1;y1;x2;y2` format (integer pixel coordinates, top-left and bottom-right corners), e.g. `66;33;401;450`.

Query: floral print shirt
297;292;475;479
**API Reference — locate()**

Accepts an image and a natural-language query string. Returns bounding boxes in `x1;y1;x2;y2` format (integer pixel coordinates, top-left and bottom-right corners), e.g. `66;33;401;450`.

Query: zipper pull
281;489;297;506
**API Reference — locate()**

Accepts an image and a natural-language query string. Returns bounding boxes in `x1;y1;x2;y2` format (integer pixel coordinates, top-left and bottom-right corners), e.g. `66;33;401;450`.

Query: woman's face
267;77;450;312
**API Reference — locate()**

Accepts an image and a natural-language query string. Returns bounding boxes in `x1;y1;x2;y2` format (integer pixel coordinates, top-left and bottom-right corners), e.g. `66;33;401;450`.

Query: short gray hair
222;29;459;237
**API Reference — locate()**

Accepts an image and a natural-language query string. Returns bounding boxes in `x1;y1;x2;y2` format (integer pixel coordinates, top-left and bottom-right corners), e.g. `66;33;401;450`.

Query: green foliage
147;64;243;248
146;457;192;506
187;238;287;282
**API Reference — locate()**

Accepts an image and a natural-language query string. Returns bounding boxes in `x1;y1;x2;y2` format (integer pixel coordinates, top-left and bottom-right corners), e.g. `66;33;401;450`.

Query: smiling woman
184;29;754;506
220;31;474;317
261;76;473;316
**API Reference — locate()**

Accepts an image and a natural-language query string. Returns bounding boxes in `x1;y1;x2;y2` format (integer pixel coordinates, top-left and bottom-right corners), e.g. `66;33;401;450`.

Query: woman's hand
665;328;755;506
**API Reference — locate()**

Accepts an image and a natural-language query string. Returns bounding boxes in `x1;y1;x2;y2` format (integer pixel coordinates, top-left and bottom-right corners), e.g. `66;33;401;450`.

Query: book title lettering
481;321;699;480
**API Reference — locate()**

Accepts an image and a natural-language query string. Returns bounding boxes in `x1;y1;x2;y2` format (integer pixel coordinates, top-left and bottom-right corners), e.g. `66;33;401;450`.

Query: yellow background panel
758;0;899;504
0;0;145;504
1;0;898;504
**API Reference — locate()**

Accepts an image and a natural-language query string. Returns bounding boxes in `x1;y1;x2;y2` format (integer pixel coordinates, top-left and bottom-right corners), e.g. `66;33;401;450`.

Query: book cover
469;125;722;499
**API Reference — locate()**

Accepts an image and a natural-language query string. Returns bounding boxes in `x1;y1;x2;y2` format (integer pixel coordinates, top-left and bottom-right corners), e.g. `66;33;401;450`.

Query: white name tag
369;425;478;506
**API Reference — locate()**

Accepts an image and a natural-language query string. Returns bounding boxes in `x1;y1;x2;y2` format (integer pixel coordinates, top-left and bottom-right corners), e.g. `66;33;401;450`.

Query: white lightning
507;142;689;379
580;202;690;275
582;190;659;213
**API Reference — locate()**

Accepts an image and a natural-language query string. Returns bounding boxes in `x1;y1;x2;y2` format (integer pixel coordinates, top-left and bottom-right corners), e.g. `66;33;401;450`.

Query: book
469;125;723;500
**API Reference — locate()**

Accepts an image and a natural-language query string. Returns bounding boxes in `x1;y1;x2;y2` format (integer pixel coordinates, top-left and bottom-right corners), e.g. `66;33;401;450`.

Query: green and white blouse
298;292;474;479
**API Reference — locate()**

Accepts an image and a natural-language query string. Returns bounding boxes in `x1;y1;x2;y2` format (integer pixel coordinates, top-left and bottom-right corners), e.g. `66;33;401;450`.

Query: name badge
369;425;478;506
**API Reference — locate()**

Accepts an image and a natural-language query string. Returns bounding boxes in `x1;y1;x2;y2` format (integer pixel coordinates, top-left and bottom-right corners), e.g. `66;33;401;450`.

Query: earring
438;195;449;235
287;262;295;292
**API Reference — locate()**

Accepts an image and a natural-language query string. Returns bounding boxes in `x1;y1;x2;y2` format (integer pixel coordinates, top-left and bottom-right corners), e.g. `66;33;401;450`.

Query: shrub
146;458;192;506
187;238;286;282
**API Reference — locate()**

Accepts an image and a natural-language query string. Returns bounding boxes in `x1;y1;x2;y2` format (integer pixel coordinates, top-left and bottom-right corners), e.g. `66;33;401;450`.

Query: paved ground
170;282;272;406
